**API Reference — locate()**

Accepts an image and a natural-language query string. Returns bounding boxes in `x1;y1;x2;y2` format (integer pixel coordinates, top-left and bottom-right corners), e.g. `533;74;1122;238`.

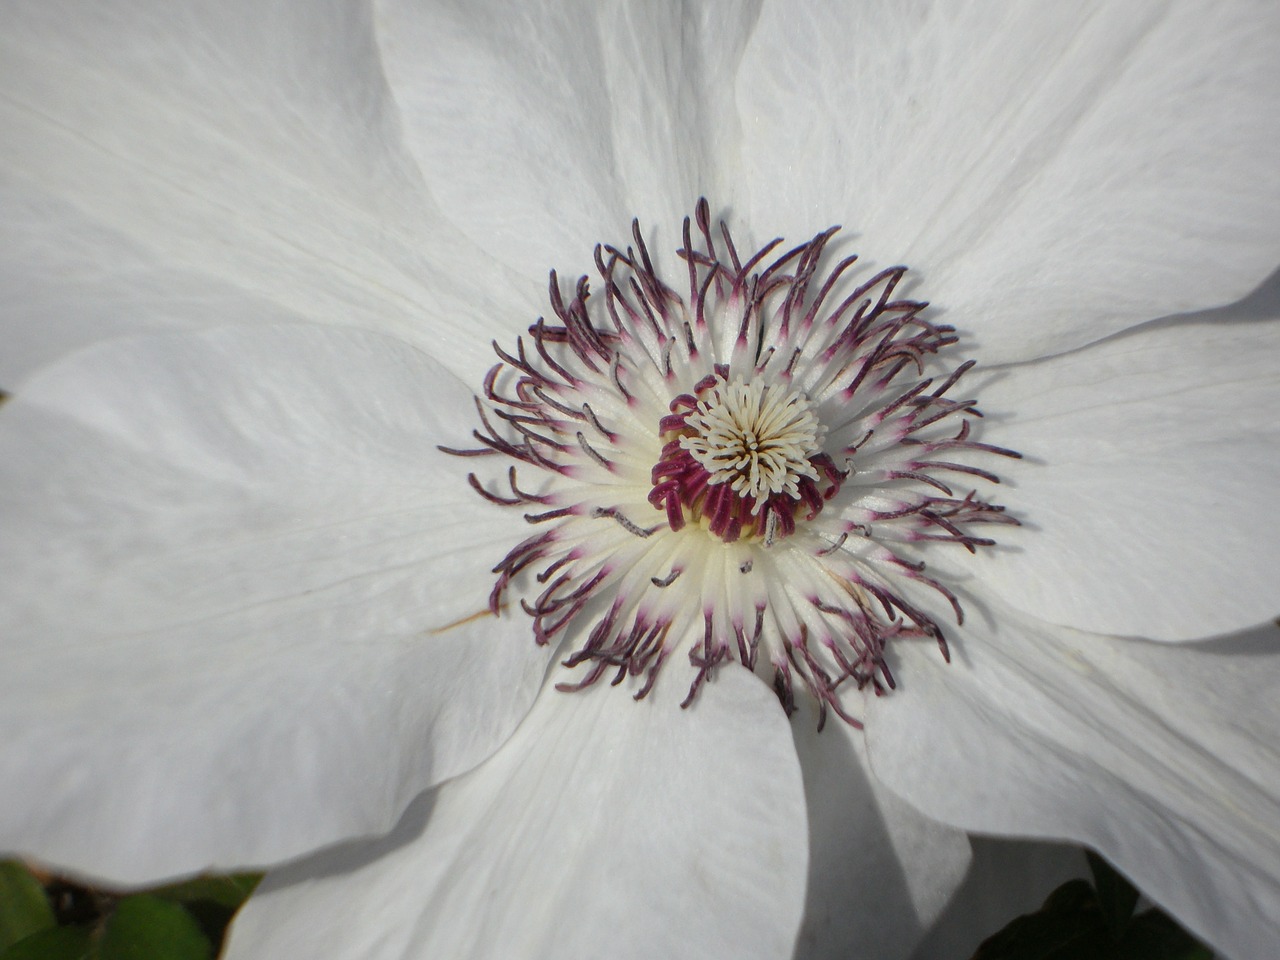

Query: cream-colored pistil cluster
679;376;825;510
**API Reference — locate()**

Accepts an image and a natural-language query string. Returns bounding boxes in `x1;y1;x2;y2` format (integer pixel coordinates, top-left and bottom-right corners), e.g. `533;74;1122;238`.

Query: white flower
1;2;1278;959
450;201;1023;726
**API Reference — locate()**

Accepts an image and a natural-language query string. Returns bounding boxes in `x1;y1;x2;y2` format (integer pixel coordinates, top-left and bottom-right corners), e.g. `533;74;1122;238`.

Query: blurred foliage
0;849;1218;959
0;863;259;960
970;851;1213;960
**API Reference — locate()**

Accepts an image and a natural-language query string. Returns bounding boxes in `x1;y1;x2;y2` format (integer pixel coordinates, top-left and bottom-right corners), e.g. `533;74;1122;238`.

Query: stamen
816;532;849;557
651;569;683;588
592;507;654;538
576;432;612;470
445;199;1020;727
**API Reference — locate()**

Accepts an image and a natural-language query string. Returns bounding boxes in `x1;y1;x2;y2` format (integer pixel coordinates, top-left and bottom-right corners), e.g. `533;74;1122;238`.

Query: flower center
650;372;844;544
682;375;823;495
444;198;1020;728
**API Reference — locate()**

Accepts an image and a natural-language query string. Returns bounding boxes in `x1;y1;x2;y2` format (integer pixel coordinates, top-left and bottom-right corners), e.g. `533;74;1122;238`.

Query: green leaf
0;862;56;949
1086;850;1140;942
971;879;1112;960
148;874;261;911
97;896;211;960
146;874;260;952
0;925;92;960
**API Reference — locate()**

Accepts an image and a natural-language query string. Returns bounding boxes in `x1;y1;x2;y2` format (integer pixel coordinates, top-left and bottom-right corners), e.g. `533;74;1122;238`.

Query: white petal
865;604;1280;960
0;0;539;382
0;181;309;388
226;666;808;960
0;324;551;883
791;700;971;960
970;308;1280;640
738;0;1280;363
911;839;1088;960
376;0;760;281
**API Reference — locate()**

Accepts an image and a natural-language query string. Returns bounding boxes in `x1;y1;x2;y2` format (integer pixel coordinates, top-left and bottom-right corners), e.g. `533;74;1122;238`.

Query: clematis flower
2;2;1279;959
